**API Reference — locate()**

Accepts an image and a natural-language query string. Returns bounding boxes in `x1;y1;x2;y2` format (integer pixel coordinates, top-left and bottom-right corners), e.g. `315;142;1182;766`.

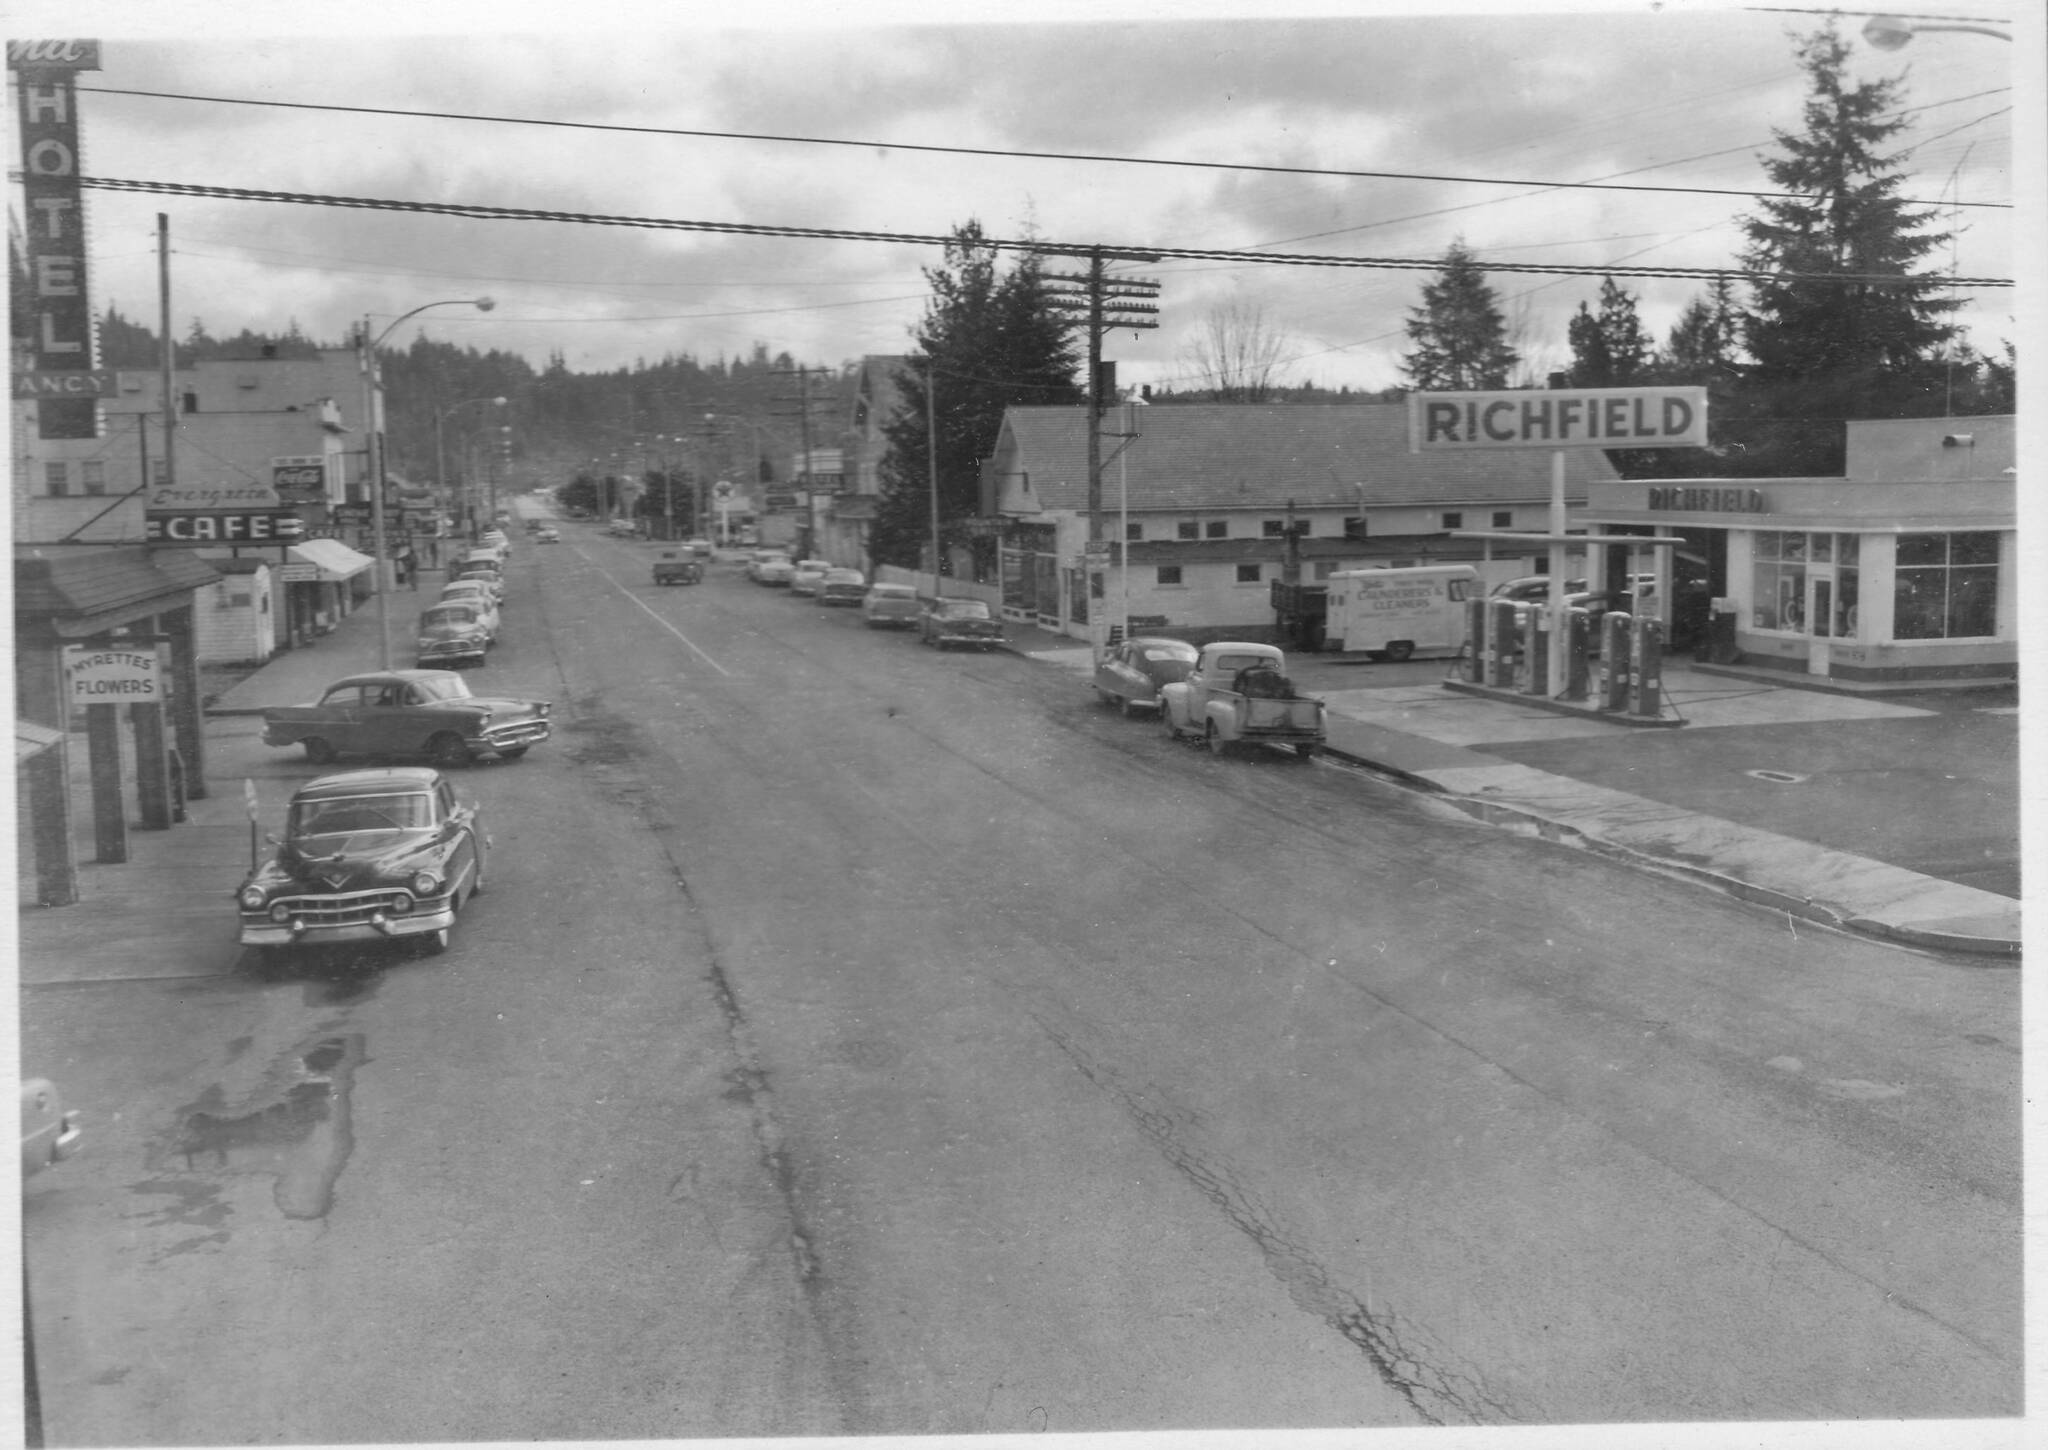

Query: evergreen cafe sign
145;479;305;544
1409;386;1708;452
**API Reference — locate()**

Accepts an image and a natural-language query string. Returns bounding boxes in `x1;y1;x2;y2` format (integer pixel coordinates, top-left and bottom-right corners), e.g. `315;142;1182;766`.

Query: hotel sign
1410;386;1708;451
9;39;101;440
12;368;116;398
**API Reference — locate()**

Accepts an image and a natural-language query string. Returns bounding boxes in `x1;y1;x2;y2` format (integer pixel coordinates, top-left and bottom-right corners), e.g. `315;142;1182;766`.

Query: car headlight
269;902;292;922
239;885;266;911
411;870;442;896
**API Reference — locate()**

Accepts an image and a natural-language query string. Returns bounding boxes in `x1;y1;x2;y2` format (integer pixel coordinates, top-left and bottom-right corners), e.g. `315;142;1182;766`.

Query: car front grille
264;887;420;926
482;719;551;748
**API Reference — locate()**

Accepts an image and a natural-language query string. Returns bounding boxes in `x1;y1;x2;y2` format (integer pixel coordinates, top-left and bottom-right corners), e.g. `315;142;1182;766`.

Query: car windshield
290;791;434;837
422;607;478;627
1141;644;1198;662
872;586;914;599
410;675;474;703
936;599;991;619
442;586;488;602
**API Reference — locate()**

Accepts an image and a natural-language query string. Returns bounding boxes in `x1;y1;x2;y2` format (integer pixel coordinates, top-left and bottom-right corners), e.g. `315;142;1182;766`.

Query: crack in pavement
1033;1011;1516;1427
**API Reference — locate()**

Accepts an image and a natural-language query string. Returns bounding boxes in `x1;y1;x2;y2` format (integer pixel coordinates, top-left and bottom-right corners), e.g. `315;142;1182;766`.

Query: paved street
17;524;2024;1442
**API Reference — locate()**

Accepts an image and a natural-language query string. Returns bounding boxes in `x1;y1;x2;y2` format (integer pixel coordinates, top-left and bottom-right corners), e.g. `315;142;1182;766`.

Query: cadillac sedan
235;767;487;957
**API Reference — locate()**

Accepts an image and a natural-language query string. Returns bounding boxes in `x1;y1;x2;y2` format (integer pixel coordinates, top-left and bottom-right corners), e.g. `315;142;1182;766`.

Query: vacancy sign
1410;386;1708;452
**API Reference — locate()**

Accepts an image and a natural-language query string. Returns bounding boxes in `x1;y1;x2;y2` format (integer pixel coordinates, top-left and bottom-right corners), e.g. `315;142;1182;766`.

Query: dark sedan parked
918;597;1006;650
1093;636;1199;715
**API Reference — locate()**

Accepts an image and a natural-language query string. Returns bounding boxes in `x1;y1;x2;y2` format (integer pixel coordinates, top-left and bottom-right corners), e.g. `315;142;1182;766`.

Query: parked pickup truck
1159;642;1325;760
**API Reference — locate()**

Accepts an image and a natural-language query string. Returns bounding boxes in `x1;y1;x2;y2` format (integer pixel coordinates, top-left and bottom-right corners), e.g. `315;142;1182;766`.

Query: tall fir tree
871;222;1084;573
1734;21;1961;474
1565;276;1652;388
1399;241;1518;392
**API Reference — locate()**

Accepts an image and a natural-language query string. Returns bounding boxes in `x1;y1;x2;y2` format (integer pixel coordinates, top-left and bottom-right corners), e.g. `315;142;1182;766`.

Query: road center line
593;558;733;675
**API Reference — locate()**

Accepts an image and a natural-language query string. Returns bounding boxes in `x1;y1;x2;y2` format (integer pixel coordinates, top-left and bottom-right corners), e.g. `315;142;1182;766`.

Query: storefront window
1750;530;1805;630
1894;531;1999;639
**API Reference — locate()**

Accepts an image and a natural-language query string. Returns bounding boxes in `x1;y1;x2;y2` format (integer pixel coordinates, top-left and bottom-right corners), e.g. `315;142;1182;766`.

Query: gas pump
1518;605;1547;696
1486;598;1518;688
1562;607;1591;700
1463;596;1488;682
1629;614;1665;718
1598;610;1632;711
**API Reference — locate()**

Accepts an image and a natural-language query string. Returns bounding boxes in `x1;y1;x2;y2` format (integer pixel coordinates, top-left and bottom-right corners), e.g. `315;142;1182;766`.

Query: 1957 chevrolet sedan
262;670;551;769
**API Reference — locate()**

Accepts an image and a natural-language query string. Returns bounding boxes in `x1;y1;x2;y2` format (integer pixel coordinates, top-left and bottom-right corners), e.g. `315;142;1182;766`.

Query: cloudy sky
12;0;2029;396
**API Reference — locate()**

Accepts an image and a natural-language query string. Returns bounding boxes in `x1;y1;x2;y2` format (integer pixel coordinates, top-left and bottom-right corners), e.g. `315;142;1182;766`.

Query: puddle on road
155;1032;368;1221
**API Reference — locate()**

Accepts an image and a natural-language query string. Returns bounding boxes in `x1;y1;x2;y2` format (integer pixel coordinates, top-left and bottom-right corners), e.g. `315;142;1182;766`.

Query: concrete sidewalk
17;568;2020;971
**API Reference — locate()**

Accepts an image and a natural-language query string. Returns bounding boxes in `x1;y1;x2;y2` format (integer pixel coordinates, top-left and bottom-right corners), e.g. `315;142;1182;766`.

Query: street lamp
358;296;495;668
435;395;508;543
1862;14;2011;48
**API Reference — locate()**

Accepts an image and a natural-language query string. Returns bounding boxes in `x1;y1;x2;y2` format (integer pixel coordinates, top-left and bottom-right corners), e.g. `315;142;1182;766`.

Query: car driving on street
1093;636;1199;714
261;670;553;768
414;602;491;669
918;596;1006;651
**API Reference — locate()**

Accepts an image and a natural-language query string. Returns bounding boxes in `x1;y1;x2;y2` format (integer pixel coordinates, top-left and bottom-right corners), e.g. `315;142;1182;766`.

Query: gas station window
1751;530;1805;630
1895;531;1999;640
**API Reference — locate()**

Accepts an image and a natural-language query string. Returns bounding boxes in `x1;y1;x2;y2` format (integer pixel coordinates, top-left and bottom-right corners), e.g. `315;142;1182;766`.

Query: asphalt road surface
19;526;2022;1444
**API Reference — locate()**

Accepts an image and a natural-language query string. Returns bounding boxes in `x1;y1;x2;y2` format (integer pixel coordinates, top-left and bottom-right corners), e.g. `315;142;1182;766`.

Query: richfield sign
1409;386;1708;452
9;39;101;440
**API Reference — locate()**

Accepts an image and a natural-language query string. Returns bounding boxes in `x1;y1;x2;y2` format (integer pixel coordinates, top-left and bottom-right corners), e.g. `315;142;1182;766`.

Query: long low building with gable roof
980;401;1622;643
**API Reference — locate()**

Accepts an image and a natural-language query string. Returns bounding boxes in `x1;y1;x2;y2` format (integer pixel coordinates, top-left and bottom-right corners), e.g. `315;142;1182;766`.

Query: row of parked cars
243;524;556;960
742;549;1007;649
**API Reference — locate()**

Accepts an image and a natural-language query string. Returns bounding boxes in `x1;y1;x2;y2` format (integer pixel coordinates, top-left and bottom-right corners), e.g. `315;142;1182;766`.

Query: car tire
427;733;472;770
1162;708;1180;741
1291;743;1320;763
1206;721;1229;756
303;737;337;765
416;924;451;957
497;746;529;761
1383;640;1416;662
1120;695;1139;717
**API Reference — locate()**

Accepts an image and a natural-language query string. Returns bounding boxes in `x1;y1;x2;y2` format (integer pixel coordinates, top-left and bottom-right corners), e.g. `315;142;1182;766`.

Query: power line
70;82;2009;212
78;175;2015;289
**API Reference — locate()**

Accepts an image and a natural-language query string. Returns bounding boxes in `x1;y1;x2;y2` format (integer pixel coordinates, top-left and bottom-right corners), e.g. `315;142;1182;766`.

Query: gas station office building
1578;414;2015;685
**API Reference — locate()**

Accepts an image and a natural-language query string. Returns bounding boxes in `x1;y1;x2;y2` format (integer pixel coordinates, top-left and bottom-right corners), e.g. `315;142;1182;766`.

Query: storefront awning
287;539;375;582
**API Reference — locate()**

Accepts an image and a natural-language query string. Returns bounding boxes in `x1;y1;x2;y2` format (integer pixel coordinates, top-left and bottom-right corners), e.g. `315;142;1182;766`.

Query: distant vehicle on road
919;597;1006;651
261;669;552;769
414;602;491;669
236;767;487;957
1490;575;1587;603
1322;564;1476;660
861;583;922;629
816;568;866;605
1161;642;1325;760
1093;636;1198;714
789;560;832;596
684;537;713;558
652;551;703;586
534;526;560;544
21;1078;82;1180
755;555;797;587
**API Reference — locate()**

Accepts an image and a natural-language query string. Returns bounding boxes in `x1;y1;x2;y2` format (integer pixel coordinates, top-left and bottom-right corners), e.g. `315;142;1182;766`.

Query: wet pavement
15;560;2021;978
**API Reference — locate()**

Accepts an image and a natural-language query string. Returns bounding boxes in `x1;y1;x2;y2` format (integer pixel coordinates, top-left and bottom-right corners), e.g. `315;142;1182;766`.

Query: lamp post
1862;14;2011;47
435;395;508;544
358;296;495;668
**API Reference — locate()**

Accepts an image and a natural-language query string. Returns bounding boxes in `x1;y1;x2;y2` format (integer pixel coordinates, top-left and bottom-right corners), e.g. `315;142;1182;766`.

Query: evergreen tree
871;222;1084;572
1735;21;1961;474
1565;276;1651;388
1657;278;1743;384
1399;241;1518;392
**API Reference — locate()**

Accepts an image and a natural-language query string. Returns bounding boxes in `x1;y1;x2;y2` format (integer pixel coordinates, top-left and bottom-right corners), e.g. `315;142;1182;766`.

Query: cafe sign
146;511;305;543
1410;386;1708;451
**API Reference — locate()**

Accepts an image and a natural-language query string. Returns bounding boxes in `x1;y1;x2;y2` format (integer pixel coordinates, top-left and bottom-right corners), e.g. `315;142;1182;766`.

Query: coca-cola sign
6;39;101;71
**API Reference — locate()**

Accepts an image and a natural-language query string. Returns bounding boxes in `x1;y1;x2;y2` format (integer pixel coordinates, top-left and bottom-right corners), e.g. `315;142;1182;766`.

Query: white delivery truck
1322;564;1477;659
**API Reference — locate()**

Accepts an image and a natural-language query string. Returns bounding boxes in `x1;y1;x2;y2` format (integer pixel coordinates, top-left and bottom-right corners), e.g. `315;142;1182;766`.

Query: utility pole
1043;248;1160;655
773;365;829;558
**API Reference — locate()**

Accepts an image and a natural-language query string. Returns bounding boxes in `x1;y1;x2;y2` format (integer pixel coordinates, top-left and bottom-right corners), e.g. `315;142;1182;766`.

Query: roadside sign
62;644;161;704
1409;385;1708;451
244;778;259;821
713;479;734;498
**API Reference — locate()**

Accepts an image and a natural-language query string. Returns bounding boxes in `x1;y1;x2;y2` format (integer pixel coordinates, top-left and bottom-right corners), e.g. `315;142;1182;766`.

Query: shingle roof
1000;403;1619;511
13;547;222;620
